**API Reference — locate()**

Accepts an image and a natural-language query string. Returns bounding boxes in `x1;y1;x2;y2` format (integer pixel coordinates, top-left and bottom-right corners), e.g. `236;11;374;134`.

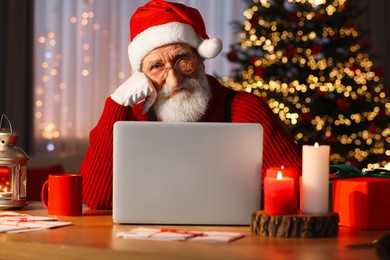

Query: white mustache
159;80;194;99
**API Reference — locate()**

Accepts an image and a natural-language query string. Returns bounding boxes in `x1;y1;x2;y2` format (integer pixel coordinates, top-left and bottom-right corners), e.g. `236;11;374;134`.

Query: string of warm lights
222;0;390;168
34;4;106;153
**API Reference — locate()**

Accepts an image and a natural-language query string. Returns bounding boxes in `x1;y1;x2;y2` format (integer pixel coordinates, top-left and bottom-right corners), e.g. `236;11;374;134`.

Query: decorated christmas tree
222;0;390;169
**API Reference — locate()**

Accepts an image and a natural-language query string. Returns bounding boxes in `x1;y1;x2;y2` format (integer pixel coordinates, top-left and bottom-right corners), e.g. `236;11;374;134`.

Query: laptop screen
113;122;263;225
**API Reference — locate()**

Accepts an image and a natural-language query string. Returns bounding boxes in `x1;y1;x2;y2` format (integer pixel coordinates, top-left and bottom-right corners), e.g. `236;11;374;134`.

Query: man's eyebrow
144;58;163;69
173;48;197;59
143;48;194;68
173;48;192;56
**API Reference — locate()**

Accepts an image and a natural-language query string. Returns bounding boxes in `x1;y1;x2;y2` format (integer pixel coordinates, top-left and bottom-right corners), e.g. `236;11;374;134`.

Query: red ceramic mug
41;174;83;216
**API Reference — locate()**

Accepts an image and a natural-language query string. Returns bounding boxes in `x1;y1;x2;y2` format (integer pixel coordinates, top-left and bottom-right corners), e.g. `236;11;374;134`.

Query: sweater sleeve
80;97;137;209
231;92;302;178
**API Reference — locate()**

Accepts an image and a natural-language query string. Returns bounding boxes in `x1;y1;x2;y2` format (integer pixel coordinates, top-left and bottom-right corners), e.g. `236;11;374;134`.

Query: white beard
153;71;211;122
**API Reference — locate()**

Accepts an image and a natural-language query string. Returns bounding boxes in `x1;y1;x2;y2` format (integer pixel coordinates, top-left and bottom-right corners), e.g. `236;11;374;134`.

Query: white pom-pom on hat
198;38;223;59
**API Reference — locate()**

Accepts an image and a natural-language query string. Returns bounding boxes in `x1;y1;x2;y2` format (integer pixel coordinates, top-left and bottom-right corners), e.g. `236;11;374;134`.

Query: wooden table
0;202;385;260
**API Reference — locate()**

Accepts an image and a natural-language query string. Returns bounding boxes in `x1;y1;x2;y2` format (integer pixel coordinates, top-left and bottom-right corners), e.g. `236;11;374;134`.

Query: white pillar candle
302;143;330;214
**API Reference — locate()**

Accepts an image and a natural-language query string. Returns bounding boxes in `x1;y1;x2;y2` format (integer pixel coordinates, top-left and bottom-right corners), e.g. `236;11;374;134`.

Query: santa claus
80;0;302;210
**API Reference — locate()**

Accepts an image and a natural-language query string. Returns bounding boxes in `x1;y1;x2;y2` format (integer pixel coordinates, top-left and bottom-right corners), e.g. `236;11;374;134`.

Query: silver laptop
113;122;263;225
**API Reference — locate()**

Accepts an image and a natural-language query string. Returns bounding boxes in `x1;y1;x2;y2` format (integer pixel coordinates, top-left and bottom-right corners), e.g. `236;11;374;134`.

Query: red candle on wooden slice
264;171;295;215
266;166;298;210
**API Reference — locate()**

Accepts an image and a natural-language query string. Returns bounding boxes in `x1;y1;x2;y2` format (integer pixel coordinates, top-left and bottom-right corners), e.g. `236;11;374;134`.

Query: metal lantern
0;115;28;209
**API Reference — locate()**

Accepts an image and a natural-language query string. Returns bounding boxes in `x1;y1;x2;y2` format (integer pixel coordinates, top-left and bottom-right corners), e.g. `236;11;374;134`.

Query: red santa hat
128;0;223;71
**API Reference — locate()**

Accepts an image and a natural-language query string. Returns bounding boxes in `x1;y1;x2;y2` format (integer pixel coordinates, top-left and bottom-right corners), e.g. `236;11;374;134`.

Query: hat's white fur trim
128;22;222;71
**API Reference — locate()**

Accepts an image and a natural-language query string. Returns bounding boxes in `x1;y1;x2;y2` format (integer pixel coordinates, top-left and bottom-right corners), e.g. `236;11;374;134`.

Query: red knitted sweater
80;75;302;209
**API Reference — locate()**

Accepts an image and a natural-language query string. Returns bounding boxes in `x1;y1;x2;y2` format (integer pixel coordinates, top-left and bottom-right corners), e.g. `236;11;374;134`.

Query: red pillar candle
266;166;298;210
264;171;295;215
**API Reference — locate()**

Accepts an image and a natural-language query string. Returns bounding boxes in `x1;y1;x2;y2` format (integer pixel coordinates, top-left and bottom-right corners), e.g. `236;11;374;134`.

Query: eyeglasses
144;54;198;83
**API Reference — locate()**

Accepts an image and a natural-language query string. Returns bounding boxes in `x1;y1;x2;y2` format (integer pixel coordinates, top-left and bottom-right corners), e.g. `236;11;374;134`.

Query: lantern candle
0;186;12;199
264;171;295;215
0;166;9;188
266;166;298;210
302;143;330;214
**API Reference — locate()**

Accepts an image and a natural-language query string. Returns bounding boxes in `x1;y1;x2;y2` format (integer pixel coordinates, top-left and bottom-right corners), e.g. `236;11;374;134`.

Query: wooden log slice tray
251;211;339;238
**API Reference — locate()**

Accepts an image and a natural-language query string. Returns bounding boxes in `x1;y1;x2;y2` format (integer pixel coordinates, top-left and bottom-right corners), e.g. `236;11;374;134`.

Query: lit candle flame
3;187;7;193
277;171;283;180
281;165;285;169
314;142;319;148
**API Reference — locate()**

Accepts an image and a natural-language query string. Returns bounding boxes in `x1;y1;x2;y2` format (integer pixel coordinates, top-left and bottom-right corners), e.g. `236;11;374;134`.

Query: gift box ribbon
330;164;390;178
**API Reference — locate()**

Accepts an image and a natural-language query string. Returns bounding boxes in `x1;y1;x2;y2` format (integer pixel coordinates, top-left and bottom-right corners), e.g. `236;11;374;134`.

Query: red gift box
331;177;390;230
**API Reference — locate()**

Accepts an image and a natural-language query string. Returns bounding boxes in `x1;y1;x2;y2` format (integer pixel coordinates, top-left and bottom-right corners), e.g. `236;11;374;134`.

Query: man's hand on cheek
111;72;157;113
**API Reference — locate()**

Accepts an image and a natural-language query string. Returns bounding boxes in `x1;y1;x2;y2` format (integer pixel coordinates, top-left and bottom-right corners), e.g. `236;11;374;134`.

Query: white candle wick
277;171;283;180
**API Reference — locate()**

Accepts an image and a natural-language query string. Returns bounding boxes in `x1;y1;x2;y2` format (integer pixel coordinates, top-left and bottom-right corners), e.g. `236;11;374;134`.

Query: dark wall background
356;0;390;93
0;0;34;153
0;0;388;155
